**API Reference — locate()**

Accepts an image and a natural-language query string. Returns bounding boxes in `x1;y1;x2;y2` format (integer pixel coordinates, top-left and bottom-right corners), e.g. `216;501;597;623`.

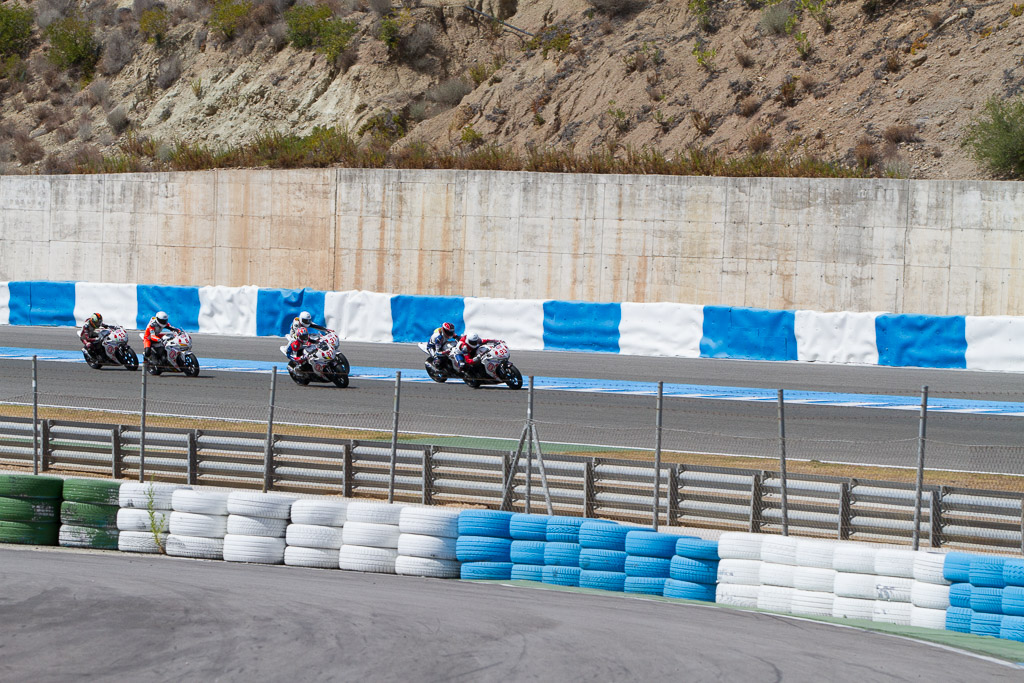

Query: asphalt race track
1;326;1023;473
0;546;1018;682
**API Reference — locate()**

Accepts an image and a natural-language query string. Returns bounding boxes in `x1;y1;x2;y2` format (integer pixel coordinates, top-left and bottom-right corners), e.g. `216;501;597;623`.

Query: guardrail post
40;420;51;471
342;442;353;498
31;355;38;475
387;371;401;504
139;365;147;483
187;430;198;485
652;381;663;530
263;367;277;493
838;481;852;540
500;450;512;511
777;389;789;536
421;447;433;506
668;465;680;527
111;426;122;479
749;472;763;533
583;459;594;518
931;486;945;548
912;385;929;551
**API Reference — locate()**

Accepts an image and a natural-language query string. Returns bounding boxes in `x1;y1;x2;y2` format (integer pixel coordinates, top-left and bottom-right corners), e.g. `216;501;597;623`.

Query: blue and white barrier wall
1;281;1022;372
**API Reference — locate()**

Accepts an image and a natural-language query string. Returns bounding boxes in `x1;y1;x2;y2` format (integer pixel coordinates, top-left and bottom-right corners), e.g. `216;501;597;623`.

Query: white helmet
299;311;312;325
155;311;168;324
467;333;481;348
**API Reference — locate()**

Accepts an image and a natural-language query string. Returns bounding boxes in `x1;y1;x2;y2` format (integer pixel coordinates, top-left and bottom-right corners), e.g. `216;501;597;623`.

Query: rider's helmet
441;322;455;337
467;333;481;349
155;311;169;325
299;311;312;325
296;327;309;343
89;312;102;326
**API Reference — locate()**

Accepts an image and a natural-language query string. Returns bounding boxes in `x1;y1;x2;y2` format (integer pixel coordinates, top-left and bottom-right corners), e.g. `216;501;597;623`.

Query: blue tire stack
624;530;680;595
1002;559;1024;642
578;520;629;592
664;536;719;602
969;555;1006;637
944;553;973;633
509;513;549;581
542;516;584;587
457;510;514;580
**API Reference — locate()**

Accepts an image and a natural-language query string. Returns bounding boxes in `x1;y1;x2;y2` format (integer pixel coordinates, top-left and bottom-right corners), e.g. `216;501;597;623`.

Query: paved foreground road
0;547;1017;682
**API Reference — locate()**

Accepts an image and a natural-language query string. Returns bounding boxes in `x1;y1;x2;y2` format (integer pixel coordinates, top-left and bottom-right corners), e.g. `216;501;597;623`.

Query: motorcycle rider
426;322;457;368
143;311;182;363
286;327;315;368
453;333;497;373
80;313;112;359
289;311;329;339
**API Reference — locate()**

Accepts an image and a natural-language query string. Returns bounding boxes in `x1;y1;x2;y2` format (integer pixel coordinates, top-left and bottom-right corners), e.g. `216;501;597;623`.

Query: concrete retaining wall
1;170;1023;316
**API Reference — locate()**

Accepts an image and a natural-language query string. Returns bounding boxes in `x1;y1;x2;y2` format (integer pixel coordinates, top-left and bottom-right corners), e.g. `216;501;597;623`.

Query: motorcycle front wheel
463;378;482;389
330;371;349;388
504;363;523;390
335;352;350;376
182;354;200;378
119;346;139;371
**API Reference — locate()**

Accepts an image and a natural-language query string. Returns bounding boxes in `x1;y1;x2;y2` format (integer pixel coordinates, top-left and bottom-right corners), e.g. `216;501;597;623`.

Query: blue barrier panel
136;285;201;331
256;288;327;337
7;281;76;326
542;300;620;353
390;295;465;344
700;306;797;361
876;314;967;369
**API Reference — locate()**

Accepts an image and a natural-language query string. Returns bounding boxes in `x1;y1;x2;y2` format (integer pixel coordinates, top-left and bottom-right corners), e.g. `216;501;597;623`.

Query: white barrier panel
965;316;1024;373
324;290;394;343
0;282;8;326
199;285;258;336
73;282;138;329
618;302;703;357
795;310;880;365
463;297;545;351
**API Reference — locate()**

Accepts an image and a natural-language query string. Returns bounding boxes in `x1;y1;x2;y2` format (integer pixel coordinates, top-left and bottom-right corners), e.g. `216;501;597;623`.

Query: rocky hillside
0;0;1022;179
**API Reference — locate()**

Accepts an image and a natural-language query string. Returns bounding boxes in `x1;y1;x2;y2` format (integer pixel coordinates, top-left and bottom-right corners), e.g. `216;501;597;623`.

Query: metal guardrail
1;417;1021;553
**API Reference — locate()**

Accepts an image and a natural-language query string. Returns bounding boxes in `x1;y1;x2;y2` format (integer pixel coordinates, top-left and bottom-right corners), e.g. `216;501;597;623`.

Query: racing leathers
453;335;496;371
289;317;329;339
143;318;181;361
287;338;314;366
80;319;112;357
426;326;456;367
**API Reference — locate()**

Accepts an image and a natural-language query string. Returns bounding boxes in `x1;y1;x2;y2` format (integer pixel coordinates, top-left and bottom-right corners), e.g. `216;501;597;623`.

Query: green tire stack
0;474;64;545
59;478;123;550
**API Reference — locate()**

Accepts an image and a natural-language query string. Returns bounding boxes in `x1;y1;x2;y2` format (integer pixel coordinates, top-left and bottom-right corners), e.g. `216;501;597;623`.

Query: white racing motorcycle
280;340;349;388
141;331;200;377
82;326;139;371
285;329;350;375
419;340;523;390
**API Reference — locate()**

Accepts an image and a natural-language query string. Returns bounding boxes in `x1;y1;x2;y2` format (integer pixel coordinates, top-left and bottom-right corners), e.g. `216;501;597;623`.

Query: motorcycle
285;329;350;375
280;341;349;388
81;327;139;371
141;331;200;377
419;340;523;390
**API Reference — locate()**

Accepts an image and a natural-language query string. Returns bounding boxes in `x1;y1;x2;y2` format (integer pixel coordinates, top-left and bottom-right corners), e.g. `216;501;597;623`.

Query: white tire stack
340;502;403;574
223;492;295;564
871;548;915;625
167;489;231;560
395;506;461;578
117;482;187;554
831;542;877;619
716;533;763;608
909;550;950;629
757;535;799;614
284;498;348;569
790;538;837;616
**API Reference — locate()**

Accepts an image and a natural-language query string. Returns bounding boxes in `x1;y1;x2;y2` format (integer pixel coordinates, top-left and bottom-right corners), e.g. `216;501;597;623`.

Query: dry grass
738;95;760;117
883;124;918;144
735;49;754;68
854;136;879;167
747;128;771;153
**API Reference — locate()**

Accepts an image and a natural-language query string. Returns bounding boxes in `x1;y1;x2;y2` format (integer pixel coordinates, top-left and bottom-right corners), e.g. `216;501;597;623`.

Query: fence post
749;472;763;533
40;420;51;471
111;426;122;479
583;459;595;518
139;364;147;483
500;451;512;511
777;389;789;536
387;371;401;504
342;442;353;498
931;486;945;548
263;367;277;493
32;355;39;475
422;447;433;506
652;381;663;530
525;376;535;514
187;430;198;485
838;481;852;540
912;385;929;551
668;464;680;527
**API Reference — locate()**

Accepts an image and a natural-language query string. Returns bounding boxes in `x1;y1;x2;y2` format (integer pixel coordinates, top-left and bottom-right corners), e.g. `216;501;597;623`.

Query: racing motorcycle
280;340;349;388
419;340;523;390
140;331;200;377
285;329;350;375
81;326;139;371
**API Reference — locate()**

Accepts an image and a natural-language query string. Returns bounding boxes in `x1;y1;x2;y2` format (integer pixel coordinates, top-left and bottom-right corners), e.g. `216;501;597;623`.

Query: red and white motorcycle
141;331;200;377
285;328;350;375
82;326;139;371
423;340;523;389
280;340;349;388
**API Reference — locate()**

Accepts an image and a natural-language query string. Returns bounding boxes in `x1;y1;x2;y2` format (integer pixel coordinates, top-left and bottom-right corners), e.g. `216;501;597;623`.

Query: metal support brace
749;472;763;533
838;481;852;540
342;443;353;498
111;426;122;479
667;465;680;527
187;430;198;485
583;459;594;518
40;420;51;471
422;447;434;506
931;486;945;548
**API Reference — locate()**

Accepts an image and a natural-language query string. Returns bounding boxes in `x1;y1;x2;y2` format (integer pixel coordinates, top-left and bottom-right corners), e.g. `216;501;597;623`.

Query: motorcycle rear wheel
145;362;163;376
425;362;447;383
288;366;310;386
85;353;103;370
182;354;200;378
504;364;523;390
463;378;482;389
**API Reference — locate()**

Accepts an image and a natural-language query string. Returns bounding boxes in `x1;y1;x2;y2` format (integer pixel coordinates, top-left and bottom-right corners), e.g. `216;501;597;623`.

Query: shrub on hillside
139;8;169;44
425;77;471;105
209;0;252;41
99;28;135;76
963;96;1024;179
44;13;100;75
156;55;181;89
759;2;793;35
106;106;129;134
0;3;34;57
284;4;356;62
585;0;646;16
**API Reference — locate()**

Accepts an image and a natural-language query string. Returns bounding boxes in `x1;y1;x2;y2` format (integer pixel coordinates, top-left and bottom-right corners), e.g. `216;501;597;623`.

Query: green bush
963;96;1024;179
0;3;34;57
209;0;251;41
285;4;356;61
139;8;169;45
44;13;99;75
378;16;399;53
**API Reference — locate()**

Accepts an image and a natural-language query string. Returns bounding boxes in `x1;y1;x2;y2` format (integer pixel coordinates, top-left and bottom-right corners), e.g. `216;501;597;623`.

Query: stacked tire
117;482;187;553
224;492;295;565
0;474;62;546
715;532;763;608
943;552;1010;637
870;548;916;626
59;478;122;549
909;550;950;630
396;506;461;578
340;502;403;574
790;539;836;617
832;542;880;620
543;516;584;587
1001;559;1024;642
167;488;231;560
665;537;719;602
457;510;514;580
624;530;678;595
509;513;549;581
757;535;799;613
285;498;347;569
578;520;630;592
